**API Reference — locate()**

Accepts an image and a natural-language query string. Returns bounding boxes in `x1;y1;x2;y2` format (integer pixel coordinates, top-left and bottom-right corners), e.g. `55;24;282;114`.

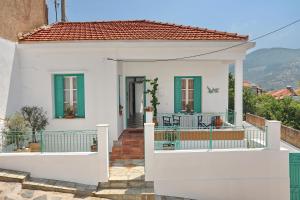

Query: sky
46;0;300;50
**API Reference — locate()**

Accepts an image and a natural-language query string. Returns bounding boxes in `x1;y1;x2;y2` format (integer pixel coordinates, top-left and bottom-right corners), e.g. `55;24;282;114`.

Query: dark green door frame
125;76;146;128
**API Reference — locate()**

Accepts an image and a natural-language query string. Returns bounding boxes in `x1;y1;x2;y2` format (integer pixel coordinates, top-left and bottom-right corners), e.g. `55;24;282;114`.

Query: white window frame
64;76;77;111
181;78;194;111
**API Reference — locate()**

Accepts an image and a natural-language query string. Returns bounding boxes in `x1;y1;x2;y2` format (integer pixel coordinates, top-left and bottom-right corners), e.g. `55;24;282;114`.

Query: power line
107;18;300;62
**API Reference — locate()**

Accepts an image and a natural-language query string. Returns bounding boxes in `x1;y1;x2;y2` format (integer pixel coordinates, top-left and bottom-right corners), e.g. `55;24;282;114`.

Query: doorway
126;77;146;128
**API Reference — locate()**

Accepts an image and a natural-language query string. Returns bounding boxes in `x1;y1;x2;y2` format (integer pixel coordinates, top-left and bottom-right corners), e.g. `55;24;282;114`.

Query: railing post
145;111;153;123
144;122;155;181
209;126;213;150
96;124;109;182
266;120;281;150
40;131;44;153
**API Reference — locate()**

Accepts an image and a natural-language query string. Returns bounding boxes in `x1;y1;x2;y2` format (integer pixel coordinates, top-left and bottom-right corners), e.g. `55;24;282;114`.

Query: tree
21;106;48;143
3;113;29;149
243;88;257;115
228;73;235;110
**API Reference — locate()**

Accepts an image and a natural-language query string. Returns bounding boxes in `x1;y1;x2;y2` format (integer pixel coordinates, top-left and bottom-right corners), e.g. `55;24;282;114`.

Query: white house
1;20;253;147
0;20;291;200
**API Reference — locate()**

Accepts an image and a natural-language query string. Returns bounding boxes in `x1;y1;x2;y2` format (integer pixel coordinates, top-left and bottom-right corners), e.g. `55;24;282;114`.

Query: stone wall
0;0;48;41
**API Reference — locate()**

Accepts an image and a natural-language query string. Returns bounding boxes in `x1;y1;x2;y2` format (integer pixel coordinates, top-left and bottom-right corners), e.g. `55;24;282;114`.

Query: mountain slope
243;48;300;90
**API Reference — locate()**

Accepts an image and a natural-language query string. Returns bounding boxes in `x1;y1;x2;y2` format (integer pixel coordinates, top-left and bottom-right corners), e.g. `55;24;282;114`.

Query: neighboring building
0;0;48;41
243;80;263;95
268;85;299;100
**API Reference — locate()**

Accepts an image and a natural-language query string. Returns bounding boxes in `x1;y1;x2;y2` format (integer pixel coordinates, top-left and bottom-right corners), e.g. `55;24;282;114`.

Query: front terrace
153;111;267;150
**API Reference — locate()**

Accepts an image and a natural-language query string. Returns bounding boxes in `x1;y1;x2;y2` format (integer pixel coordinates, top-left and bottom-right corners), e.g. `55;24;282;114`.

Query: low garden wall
246;113;300;148
153;149;289;200
281;125;300;149
245;113;265;129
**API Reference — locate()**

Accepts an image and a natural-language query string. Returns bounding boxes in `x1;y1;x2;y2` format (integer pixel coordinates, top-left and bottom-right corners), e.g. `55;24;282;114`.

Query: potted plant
185;103;193;114
64;105;75;119
162;130;179;150
21;106;48;152
3;113;30;152
214;116;223;129
145;78;160;125
90;138;97;152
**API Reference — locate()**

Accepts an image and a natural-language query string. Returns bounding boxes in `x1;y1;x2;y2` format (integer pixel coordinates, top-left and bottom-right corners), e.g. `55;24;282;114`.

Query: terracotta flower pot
29;143;40;152
215;116;223;129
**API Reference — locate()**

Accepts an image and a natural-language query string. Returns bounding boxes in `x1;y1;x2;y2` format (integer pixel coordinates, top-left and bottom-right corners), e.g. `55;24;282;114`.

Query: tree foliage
228;73;300;130
21;106;48;134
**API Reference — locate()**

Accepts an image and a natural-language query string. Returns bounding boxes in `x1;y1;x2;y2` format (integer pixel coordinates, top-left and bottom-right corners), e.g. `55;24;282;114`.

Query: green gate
290;153;300;200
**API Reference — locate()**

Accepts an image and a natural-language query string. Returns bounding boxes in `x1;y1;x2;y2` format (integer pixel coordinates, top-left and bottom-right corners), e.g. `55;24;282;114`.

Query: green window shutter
174;77;182;113
76;74;85;117
54;75;64;118
194;76;202;113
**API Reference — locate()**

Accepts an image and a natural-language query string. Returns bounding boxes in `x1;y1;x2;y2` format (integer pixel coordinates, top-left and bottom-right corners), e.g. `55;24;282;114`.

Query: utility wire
107;18;300;62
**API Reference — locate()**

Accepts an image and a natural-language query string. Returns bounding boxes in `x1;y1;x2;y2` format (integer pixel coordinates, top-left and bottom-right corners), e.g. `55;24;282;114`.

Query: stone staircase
0;168;96;195
94;159;154;200
111;128;144;160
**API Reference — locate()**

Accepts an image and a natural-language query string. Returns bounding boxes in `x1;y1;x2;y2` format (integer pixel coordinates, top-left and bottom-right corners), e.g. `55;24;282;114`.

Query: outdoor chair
162;116;172;126
172;115;181;126
197;115;210;128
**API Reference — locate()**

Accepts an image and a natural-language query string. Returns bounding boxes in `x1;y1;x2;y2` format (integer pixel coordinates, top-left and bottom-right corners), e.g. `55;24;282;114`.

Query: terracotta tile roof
268;88;298;99
18;20;248;42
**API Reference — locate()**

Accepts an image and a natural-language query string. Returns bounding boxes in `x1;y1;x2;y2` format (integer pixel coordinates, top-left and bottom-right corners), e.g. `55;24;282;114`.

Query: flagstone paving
0;181;107;200
109;159;145;181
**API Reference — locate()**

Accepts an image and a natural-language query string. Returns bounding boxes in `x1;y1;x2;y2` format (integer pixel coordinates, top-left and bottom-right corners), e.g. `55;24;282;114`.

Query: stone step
110;155;144;160
99;180;154;189
93;187;154;200
0;168;30;183
22;177;97;195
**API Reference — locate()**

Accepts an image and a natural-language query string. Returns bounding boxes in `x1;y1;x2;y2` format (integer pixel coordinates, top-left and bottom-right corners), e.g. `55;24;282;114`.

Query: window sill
53;117;85;120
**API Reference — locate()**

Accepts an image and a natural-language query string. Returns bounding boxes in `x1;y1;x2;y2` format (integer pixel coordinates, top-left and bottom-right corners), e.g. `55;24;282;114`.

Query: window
181;78;194;111
174;76;202;113
54;74;85;118
64;76;78;113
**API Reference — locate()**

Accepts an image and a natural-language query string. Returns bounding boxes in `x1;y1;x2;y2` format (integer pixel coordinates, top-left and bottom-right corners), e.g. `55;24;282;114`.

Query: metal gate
290;153;300;200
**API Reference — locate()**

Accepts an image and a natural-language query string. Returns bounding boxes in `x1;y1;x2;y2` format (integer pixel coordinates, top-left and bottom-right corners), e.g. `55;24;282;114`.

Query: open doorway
126;77;146;128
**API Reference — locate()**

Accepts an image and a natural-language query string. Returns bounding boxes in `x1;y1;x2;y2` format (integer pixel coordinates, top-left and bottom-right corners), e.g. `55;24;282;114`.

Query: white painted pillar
96;124;109;182
145;111;153;123
266;120;281;150
144;122;155;181
234;59;243;126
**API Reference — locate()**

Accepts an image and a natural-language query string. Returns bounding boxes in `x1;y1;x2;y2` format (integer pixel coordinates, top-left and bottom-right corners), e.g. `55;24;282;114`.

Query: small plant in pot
21;106;48;152
162;130;179;150
3;113;30;152
90;138;97;152
185;103;194;114
64;105;75;119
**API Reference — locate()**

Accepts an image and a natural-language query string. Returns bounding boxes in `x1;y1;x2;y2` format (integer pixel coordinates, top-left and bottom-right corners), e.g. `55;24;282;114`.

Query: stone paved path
0;181;108;200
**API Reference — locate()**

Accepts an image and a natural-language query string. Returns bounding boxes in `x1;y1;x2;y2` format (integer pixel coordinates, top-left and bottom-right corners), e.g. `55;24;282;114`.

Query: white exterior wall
14;47;119;149
0;152;102;185
6;41;252;143
153;149;289;200
0;37;17;119
122;60;229;114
